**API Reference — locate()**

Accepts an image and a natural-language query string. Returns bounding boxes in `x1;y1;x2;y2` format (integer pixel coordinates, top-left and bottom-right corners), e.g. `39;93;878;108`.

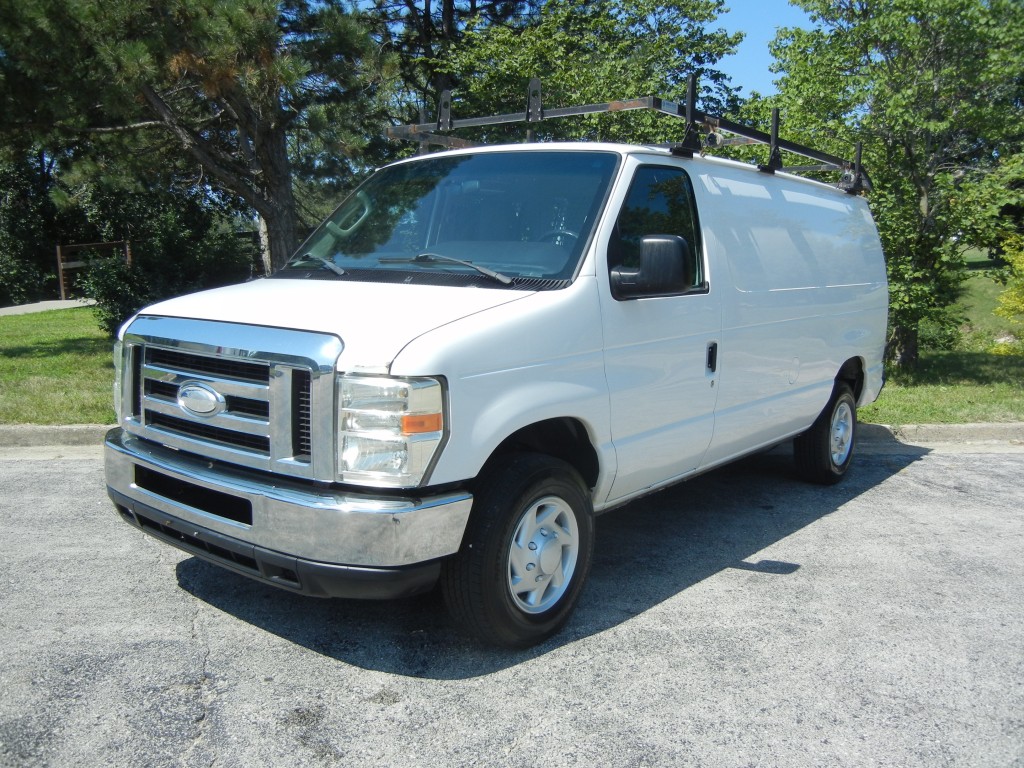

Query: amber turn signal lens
401;413;443;434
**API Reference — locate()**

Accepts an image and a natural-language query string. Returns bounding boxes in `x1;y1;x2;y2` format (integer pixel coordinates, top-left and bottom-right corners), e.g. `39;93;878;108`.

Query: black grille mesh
146;348;270;383
147;411;271;454
293;369;313;460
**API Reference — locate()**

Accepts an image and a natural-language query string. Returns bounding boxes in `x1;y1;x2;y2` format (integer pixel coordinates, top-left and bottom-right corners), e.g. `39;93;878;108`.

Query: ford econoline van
105;126;887;647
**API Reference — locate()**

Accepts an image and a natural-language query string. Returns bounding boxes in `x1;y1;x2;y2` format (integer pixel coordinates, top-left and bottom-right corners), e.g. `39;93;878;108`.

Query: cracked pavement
1;438;1023;767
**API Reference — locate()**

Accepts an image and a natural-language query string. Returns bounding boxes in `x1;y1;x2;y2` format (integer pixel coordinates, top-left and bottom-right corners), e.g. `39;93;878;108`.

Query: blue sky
716;0;812;95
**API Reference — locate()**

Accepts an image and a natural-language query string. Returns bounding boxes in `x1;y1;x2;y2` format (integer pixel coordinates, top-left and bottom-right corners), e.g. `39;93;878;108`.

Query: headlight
336;374;445;488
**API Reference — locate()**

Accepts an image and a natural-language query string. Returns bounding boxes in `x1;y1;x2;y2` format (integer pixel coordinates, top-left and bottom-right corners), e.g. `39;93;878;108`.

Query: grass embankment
0;307;115;424
0;272;1022;425
859;350;1024;424
861;261;1024;425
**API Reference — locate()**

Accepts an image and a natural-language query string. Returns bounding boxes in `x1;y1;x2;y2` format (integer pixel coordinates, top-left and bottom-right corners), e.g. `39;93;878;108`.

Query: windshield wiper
293;254;347;276
378;253;513;286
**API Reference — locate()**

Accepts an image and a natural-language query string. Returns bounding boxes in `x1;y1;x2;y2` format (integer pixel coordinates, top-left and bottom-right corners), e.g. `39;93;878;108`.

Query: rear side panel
692;164;887;467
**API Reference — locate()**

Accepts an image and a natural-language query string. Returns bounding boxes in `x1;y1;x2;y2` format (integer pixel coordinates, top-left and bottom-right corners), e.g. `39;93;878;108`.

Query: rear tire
794;383;857;485
441;454;594;648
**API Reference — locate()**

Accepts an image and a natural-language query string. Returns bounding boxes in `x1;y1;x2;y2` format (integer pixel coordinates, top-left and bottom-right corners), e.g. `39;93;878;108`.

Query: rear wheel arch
837;357;866;403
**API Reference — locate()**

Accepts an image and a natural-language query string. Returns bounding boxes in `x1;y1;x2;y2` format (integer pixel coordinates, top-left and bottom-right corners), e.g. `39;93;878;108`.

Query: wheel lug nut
528;542;538;551
526;563;535;571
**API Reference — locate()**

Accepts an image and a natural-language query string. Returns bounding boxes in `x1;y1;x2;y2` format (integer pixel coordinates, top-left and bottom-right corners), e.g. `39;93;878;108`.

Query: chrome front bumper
104;428;473;598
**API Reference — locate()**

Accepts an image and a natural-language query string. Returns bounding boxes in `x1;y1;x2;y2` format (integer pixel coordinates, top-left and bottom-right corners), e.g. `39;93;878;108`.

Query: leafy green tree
960;153;1024;332
0;0;395;272
437;0;742;143
78;203;254;336
995;235;1024;337
366;0;539;108
0;150;66;305
761;0;1024;366
29;148;254;332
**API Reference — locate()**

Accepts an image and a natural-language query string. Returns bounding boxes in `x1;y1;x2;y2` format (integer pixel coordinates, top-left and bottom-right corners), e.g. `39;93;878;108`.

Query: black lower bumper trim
108;487;441;599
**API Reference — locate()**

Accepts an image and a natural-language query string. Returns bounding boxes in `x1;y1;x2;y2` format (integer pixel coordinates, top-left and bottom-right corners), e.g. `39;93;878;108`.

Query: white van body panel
692;160;887;466
391;276;616;497
593;154;722;504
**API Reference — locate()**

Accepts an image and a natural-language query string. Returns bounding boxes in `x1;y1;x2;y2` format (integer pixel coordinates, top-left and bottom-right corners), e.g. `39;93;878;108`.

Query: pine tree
0;0;396;271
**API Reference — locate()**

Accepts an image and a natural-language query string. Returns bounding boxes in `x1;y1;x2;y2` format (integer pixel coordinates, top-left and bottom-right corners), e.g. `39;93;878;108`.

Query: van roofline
383;142;862;197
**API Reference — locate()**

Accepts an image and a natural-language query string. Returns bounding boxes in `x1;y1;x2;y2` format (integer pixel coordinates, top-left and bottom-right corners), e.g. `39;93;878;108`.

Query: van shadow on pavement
175;441;927;680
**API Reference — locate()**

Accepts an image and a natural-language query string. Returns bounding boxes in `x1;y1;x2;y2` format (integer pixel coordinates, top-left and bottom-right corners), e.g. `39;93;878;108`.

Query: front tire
794;383;857;485
441;454;595;648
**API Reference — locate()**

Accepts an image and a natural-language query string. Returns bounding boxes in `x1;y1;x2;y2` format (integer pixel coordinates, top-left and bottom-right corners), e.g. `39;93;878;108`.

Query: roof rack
387;75;870;194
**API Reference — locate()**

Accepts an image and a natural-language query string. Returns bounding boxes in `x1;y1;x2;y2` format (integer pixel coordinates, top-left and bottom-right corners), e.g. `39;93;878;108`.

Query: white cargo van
104;92;887;647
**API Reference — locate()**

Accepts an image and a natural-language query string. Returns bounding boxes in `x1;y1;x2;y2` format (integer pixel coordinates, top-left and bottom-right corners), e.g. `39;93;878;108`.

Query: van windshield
280;151;619;287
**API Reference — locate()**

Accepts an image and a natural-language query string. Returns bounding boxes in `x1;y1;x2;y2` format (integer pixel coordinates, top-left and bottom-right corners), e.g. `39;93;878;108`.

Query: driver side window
609;165;702;288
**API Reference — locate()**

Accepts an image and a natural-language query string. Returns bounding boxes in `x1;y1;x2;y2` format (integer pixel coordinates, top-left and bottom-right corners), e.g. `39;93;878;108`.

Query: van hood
139;277;533;372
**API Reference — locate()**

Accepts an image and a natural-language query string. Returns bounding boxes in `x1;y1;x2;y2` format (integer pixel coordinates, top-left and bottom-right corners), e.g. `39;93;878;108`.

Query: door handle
707;342;718;373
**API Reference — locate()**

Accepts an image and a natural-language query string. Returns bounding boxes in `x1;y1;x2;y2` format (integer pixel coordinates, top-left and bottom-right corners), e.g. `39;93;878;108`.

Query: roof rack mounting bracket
838;142;868;195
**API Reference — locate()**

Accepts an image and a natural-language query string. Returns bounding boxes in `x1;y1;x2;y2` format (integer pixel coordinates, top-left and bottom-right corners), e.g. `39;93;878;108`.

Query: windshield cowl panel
272;267;570;291
282;150;620;289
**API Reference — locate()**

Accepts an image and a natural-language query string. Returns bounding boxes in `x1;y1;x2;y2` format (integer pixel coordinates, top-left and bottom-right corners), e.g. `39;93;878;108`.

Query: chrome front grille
118;316;342;481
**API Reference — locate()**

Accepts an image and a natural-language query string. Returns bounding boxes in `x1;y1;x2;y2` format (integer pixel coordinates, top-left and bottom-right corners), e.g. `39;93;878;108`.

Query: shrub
0;252;47;307
80;224;253;337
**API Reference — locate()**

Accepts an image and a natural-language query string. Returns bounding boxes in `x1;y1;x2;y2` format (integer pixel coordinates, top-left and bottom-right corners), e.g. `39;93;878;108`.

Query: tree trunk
258;197;300;273
253;123;300;272
138;82;301;271
257;216;272;276
888;323;920;368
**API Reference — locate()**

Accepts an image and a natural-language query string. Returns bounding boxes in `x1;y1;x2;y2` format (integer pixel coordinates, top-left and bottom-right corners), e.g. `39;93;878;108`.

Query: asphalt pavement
1;428;1022;767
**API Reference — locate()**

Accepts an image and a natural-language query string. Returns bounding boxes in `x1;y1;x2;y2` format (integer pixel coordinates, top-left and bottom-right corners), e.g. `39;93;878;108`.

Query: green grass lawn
0;307;116;424
859;350;1024;425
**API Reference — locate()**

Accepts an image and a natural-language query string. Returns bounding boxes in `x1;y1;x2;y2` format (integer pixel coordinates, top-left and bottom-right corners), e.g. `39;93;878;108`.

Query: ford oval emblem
177;381;226;418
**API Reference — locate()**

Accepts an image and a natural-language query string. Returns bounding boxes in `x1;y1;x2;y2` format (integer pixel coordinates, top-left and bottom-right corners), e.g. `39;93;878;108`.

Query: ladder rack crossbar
386;77;869;193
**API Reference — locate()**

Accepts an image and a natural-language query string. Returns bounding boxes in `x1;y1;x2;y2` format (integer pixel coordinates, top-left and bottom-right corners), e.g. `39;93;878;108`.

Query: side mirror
610;234;690;299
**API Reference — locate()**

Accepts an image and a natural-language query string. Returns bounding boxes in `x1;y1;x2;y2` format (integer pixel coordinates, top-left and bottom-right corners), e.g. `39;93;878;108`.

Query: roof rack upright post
417;105;429;155
758;108;784;174
838;142;867;194
437;90;453;132
527;78;543;122
526;78;543;142
671;74;704;157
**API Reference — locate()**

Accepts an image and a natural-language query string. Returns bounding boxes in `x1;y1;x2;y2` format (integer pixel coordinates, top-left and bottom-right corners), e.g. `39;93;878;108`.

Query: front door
598;163;721;504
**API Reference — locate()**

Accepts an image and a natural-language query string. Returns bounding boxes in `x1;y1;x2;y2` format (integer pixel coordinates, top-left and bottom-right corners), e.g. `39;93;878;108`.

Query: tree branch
83;120;166;134
137;82;266;211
